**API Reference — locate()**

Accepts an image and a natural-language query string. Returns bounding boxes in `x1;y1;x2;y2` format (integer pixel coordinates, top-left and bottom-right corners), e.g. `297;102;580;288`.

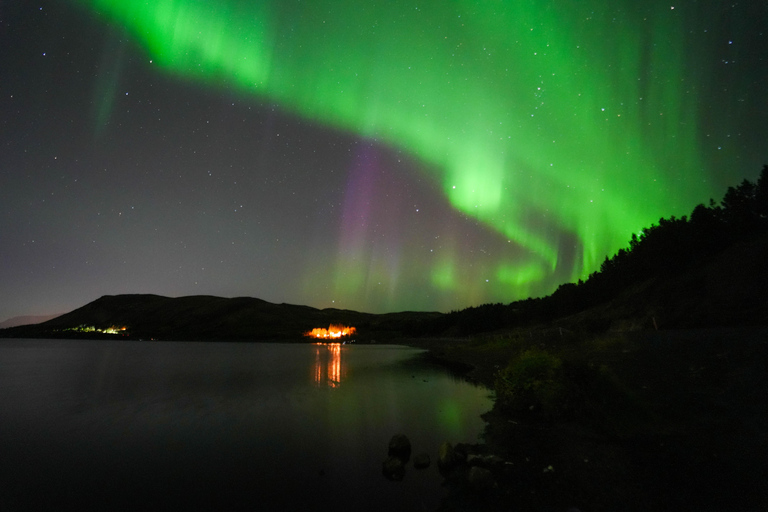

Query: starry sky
1;0;766;320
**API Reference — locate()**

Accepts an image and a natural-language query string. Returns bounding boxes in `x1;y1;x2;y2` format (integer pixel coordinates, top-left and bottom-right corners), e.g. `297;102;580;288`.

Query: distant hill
4;220;764;342
0;314;62;329
3;167;766;342
0;294;442;341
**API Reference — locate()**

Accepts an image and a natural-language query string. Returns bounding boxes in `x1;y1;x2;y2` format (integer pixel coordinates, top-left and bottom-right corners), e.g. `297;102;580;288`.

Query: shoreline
397;328;768;511
396;337;506;389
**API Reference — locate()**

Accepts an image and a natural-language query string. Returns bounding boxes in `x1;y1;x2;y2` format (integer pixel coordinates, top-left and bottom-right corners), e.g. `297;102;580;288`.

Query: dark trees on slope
430;165;768;336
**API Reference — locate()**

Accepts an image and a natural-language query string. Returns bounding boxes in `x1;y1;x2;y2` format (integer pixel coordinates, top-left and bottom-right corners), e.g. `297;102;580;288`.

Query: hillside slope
0;294;442;341
556;230;768;332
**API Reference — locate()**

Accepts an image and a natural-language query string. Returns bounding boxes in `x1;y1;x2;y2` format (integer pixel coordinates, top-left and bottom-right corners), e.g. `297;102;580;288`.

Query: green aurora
71;0;718;304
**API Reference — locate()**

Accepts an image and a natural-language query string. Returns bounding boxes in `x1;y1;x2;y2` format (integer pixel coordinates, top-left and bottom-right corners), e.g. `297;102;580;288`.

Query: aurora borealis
1;0;766;319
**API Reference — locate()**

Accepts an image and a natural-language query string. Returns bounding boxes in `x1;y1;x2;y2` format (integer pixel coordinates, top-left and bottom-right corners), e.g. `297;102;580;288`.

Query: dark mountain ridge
0;293;442;341
3;165;767;341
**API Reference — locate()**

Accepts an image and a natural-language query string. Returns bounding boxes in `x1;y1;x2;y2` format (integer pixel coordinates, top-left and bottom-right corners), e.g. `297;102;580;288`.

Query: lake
0;339;492;511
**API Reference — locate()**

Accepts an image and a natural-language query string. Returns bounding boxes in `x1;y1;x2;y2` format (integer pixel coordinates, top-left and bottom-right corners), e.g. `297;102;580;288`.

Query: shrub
494;349;563;415
494;345;645;434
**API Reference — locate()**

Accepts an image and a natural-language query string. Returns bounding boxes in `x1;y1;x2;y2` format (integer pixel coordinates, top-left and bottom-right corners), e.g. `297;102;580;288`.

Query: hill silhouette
2;165;766;341
0;294;441;341
428;164;768;336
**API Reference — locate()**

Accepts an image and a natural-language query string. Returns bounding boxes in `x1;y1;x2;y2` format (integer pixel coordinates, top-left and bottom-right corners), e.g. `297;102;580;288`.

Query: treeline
416;165;768;336
548;165;768;316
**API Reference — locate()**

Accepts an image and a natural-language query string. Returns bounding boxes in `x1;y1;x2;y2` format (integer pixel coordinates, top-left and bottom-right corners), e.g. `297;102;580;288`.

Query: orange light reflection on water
313;343;344;388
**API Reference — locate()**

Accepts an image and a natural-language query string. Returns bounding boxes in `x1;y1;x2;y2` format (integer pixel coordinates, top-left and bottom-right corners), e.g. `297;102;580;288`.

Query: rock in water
388;434;412;461
468;466;496;490
413;452;431;469
382;456;406;481
438;441;454;471
453;443;469;464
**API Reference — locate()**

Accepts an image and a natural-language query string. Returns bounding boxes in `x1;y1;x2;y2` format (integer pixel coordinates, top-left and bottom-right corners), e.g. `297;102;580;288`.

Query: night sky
1;0;766;320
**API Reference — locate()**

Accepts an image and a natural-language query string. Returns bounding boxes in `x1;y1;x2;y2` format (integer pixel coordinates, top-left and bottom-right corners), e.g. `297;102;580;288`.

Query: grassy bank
404;326;768;511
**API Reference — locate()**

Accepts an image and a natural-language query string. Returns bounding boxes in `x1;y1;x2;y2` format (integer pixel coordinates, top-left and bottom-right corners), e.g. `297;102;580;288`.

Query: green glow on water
73;0;715;305
437;399;464;434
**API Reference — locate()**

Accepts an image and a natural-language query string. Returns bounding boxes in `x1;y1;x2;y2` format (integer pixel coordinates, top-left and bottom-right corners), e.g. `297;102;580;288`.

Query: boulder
438;441;454;470
382;456;405;481
388;434;412;461
467;466;495;491
453;443;470;464
467;453;506;467
413;452;431;469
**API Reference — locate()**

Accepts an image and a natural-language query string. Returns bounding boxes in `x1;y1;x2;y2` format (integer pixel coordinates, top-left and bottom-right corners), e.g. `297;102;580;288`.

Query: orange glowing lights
314;343;344;388
305;324;357;339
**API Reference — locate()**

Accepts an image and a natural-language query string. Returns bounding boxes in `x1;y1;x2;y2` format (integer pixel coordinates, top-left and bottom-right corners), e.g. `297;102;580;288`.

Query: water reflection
0;340;492;511
314;343;345;387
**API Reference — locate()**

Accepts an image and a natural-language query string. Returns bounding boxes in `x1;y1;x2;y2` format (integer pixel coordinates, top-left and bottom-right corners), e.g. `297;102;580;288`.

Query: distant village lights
63;325;128;335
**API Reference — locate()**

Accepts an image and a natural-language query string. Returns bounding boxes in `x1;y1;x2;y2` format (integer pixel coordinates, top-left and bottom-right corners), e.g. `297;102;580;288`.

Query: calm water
0;339;491;511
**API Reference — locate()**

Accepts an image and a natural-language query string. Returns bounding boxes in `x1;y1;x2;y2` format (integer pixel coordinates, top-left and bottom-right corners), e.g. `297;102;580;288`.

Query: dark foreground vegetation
405;166;768;511
407;326;768;511
2;167;767;511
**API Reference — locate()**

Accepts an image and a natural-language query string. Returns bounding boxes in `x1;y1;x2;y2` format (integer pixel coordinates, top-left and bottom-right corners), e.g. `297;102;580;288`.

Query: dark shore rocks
437;441;454;472
387;434;412;462
382;456;406;481
413;452;431;469
383;434;412;480
453;443;470;464
382;434;504;496
467;453;505;468
437;441;473;473
467;466;496;490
